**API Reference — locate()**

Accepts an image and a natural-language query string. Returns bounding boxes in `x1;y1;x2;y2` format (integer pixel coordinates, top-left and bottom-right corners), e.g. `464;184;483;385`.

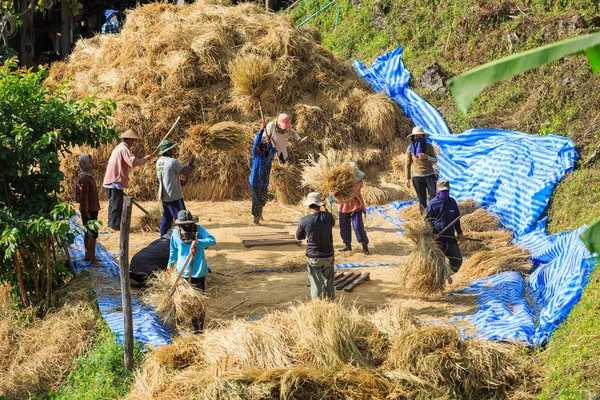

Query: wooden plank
310;272;345;287
344;272;370;292
235;231;290;237
335;273;358;290
119;196;134;371
333;272;350;286
243;239;301;248
238;235;294;241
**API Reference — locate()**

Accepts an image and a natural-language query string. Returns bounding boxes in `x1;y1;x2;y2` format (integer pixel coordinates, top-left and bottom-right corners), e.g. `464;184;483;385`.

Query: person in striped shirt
405;126;438;213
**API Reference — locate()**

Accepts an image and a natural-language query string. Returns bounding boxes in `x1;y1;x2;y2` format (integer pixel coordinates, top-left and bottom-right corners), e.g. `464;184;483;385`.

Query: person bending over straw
296;192;336;300
249;122;276;225
168;210;216;333
337;163;370;255
75;154;101;268
405;126;438;213
103;129;151;231
263;113;303;163
426;180;465;284
156;139;195;236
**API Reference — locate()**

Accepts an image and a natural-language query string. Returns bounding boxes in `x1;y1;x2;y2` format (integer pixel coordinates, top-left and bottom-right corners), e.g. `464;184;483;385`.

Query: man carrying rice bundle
405;126;438;213
168;210;216;332
426;180;465;284
337;162;370;255
156;139;195;236
249;122;276;225
103;129;152;231
296;192;336;300
263;113;303;163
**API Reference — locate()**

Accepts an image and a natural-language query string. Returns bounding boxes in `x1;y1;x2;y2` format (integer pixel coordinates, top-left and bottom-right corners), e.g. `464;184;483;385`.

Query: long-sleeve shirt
103;142;147;188
77;175;100;218
168;225;216;279
101;20;120;34
262;120;300;161
426;196;463;243
249;129;276;188
156;156;194;202
337;181;366;214
296;211;336;258
405;143;438;179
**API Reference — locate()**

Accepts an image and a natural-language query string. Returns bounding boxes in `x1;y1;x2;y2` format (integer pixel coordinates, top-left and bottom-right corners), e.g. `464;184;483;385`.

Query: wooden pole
119;196;134;371
19;0;34;66
60;0;71;57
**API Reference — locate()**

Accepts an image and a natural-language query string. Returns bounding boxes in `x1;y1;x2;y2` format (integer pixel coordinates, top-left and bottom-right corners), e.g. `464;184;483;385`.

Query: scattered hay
270;162;302;205
274;253;307;270
360;92;398;144
132;205;162;233
368;305;417;338
459;229;513;256
398;218;447;295
461;208;500;232
143;269;207;327
458;246;532;281
301;149;356;200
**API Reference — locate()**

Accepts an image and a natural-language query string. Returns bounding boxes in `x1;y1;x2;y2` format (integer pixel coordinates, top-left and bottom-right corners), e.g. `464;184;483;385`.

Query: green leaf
580;219;600;256
447;32;600;114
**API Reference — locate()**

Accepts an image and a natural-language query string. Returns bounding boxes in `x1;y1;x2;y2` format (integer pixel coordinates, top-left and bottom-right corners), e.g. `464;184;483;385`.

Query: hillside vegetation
289;1;600;398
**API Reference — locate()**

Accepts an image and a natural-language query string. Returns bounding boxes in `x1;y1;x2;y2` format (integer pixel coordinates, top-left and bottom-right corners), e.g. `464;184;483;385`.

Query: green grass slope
289;0;600;397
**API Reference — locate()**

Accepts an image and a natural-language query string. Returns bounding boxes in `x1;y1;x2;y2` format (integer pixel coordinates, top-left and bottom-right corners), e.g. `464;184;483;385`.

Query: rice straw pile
362;181;412;205
50;1;411;202
132;205;162;233
301;149;356;200
459;229;513;256
399;202;422;220
398;218;448;295
270;162;302;205
143;268;207;328
461;208;501;232
458;246;532;281
127;301;541;399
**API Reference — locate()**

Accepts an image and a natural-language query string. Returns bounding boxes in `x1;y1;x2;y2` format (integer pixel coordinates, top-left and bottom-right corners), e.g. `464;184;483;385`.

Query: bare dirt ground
95;200;479;328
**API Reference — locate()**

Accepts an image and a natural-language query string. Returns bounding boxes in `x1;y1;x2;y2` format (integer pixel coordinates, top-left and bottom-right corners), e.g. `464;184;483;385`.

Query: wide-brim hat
120;129;141;140
303;192;324;207
174;210;199;225
407;126;430;138
437;180;450;191
159;139;177;155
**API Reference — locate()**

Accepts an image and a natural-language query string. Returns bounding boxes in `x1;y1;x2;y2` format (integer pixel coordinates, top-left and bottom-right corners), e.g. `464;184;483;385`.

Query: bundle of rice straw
399;202;422;220
301;149;356;200
461;208;501;232
184;122;245;153
143;269;207;327
459;229;513;256
360;93;398;144
458;246;532;281
132;205;161;233
270;162;302;205
229;53;274;116
398;218;448;295
362;182;410;206
458;199;478;215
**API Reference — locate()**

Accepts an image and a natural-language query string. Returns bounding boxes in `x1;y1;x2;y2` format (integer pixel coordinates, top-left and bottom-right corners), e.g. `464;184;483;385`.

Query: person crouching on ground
337;162;370;255
296;192;336;300
405;126;438;213
425;180;465;284
249;122;276;225
103;129;151;231
263;113;303;163
75;154;101;267
168;210;216;333
156;139;195;237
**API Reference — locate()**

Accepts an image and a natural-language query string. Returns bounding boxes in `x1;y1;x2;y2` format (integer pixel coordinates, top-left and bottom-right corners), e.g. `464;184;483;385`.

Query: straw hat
437;180;450;191
174;210;199;225
158;139;177;155
303;192;324;207
407;126;430;138
120;129;141;140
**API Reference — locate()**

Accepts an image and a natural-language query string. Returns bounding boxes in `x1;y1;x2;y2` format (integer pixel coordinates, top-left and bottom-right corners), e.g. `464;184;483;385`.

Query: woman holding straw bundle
249;122;276;225
263;113;303;163
337;162;370;255
74;154;101;267
405;126;438;213
168;210;216;332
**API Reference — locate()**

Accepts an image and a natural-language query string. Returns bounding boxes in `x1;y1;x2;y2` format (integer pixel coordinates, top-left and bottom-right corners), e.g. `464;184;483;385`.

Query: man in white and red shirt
103;129;151;230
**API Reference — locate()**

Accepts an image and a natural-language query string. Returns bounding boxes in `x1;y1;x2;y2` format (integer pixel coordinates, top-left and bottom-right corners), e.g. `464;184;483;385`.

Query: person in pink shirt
336;162;370;255
102;129;151;230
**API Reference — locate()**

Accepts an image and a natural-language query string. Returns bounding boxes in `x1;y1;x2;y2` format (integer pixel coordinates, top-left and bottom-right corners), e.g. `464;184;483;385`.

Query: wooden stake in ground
119;196;134;371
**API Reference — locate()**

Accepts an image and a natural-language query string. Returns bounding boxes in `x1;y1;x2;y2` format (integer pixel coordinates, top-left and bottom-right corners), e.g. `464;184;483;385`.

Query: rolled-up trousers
339;211;369;245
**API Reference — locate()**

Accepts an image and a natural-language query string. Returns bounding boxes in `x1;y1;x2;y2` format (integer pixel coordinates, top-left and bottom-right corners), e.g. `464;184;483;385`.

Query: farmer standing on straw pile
426;180;465;284
103;129;152;231
296;192;336;300
74;154;101;267
337;162;370;255
250;122;276;225
101;10;121;35
263;113;303;163
156;139;195;236
405;126;438;213
168;210;216;333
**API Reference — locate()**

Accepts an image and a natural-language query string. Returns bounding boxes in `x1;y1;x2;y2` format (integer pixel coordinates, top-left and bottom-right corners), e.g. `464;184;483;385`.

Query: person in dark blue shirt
249;123;276;225
426;180;465;284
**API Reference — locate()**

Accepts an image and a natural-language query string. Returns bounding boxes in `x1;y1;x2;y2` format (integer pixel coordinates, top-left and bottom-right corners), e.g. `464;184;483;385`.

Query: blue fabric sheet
354;46;597;346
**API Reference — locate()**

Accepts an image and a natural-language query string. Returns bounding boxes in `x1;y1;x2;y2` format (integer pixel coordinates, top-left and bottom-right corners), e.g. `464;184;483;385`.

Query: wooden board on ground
238;231;301;248
242;238;301;248
335;273;360;290
334;272;353;286
343;272;370;292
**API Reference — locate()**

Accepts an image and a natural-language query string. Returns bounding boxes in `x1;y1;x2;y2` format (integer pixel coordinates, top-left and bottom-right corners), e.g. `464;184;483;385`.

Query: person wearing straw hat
74;154;101;268
426;180;465;284
168;210;216;332
337;162;370;255
405;126;438;213
103;129;152;231
263;113;303;163
101;9;121;35
156;139;195;236
296;192;336;300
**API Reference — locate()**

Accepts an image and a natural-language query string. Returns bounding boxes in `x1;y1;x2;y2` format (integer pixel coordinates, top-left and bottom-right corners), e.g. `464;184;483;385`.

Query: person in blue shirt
168;210;216;332
249;123;276;225
101;10;121;34
426;180;465;284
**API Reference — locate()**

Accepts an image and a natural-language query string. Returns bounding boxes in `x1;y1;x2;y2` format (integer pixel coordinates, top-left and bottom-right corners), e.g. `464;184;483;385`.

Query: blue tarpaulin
354;46;596;346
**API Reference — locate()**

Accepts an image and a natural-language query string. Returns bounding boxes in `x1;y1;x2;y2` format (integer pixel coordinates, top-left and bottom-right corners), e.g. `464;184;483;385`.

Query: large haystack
50;1;412;202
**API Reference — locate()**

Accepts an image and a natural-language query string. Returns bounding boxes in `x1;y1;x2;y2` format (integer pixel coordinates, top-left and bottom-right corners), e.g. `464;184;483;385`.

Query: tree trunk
44;236;52;312
14;252;30;308
60;0;71;57
19;0;35;66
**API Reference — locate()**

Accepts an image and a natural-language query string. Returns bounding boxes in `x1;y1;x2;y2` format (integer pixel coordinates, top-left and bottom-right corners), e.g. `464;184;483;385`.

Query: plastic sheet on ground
354;46;597;346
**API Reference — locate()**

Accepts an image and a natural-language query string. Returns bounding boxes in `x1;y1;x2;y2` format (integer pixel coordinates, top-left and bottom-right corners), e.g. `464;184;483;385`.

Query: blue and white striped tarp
355;46;597;346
